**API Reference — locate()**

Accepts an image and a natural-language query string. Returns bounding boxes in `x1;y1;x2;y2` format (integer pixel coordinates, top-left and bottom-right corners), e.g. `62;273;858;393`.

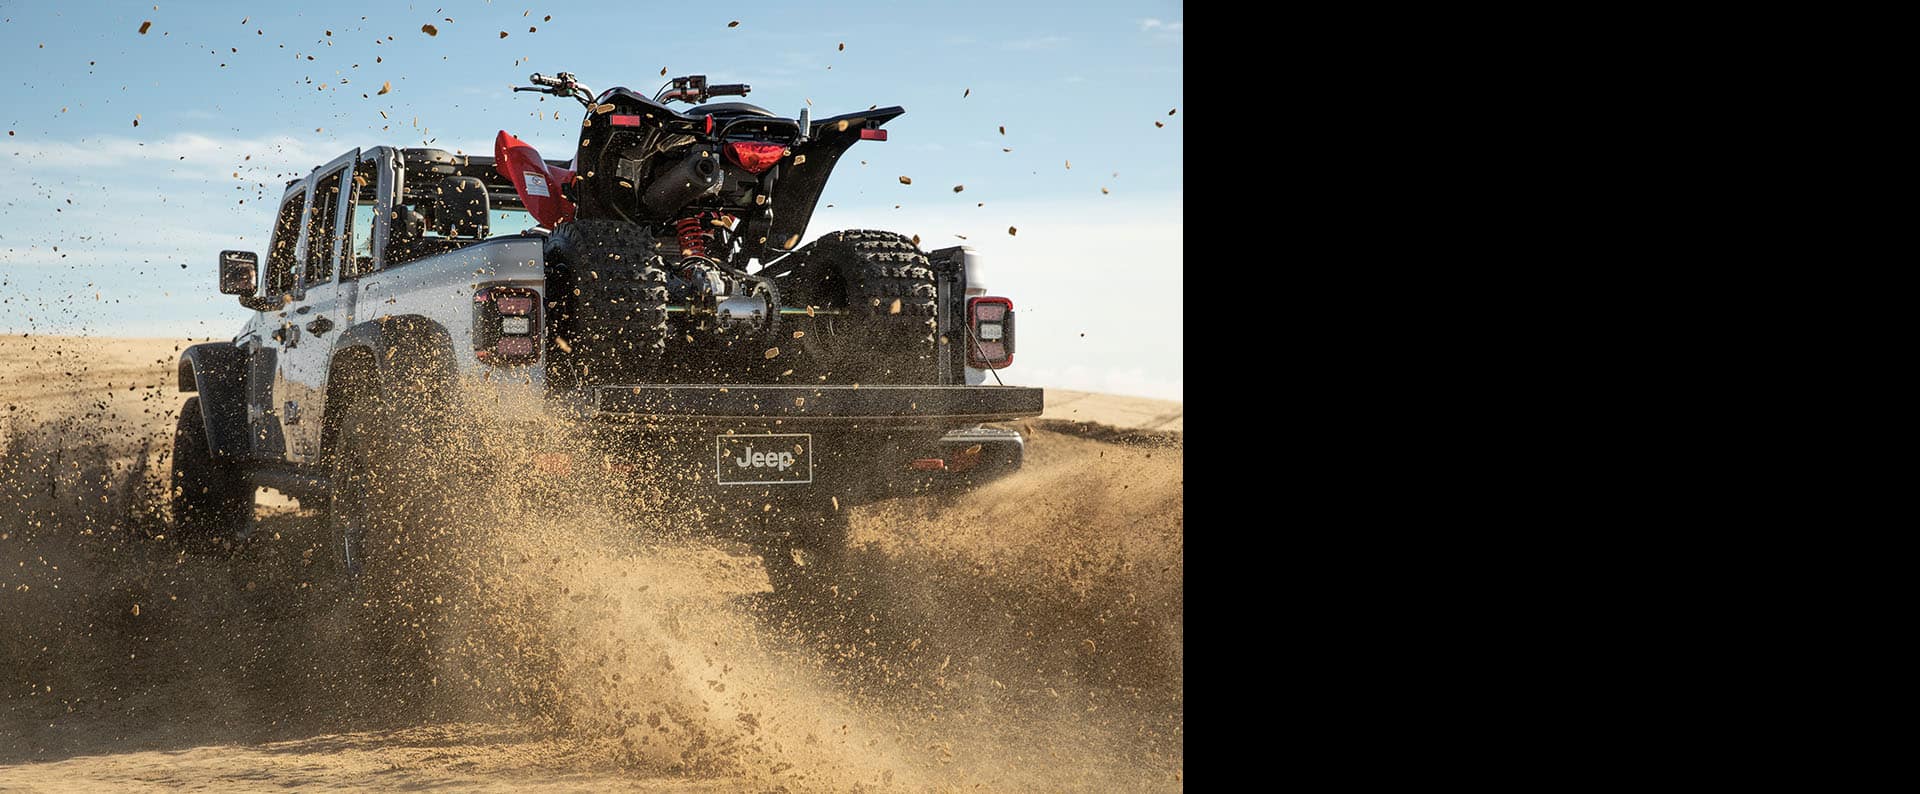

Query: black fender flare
176;343;251;461
333;313;460;408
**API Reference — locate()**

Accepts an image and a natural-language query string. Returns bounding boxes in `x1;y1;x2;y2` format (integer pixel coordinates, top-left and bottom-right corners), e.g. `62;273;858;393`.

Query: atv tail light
724;141;786;174
609;114;641;127
966;297;1014;369
858;128;888;141
474;286;542;365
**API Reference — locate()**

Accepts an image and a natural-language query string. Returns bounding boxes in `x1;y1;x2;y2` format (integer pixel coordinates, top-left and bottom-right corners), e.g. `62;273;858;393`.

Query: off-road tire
323;394;467;696
170;396;251;554
779;229;938;383
327;396;405;587
547;219;669;385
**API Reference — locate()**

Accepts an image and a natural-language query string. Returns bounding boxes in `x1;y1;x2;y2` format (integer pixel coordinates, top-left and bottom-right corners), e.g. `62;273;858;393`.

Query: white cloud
1139;18;1185;36
3;132;338;178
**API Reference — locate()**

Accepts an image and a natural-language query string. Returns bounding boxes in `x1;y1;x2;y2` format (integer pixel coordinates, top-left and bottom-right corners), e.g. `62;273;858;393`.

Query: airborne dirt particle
421;23;438;36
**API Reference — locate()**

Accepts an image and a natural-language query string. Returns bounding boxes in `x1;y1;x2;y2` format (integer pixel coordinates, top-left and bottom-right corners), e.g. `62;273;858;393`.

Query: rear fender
334;315;459;403
746;106;905;260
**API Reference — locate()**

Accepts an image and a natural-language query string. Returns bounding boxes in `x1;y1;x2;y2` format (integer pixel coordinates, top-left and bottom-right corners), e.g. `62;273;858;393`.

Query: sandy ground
0;336;1182;791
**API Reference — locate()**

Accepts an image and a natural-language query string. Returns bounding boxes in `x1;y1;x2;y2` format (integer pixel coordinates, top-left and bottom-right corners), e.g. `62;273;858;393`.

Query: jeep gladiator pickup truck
172;139;1040;592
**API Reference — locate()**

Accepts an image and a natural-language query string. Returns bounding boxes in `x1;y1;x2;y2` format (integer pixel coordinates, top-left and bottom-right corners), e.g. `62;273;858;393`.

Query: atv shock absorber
674;214;711;259
674;212;737;259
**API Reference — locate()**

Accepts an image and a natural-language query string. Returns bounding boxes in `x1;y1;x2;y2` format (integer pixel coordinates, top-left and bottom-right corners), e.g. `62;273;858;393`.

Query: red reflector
909;458;947;471
704;115;714;135
947;448;983;473
724;141;787;174
858;128;888;141
496;337;535;358
609;114;641;127
495;296;533;315
533;452;572;475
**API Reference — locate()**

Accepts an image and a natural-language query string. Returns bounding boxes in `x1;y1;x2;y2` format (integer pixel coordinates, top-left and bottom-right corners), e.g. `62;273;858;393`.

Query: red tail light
966;297;1014;369
724;141;787;174
858;128;888;141
474;286;542;365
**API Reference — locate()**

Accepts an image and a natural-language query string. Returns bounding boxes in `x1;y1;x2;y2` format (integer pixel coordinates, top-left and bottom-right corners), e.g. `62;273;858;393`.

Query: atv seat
697;102;774;117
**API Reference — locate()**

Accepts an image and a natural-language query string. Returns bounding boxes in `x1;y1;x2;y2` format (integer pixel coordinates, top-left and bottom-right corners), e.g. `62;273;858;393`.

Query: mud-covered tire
169;396;252;555
546;219;669;385
778;230;939;383
327;396;400;586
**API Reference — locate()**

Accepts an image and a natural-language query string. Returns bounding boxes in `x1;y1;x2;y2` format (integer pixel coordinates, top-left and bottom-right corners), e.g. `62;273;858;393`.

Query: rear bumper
572;385;1040;514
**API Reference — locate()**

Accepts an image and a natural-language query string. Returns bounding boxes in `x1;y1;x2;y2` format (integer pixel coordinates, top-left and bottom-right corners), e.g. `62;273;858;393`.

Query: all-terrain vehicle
171;71;1039;593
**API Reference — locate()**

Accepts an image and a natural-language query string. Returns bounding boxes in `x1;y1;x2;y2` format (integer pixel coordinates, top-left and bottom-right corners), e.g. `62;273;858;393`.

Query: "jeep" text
735;445;796;471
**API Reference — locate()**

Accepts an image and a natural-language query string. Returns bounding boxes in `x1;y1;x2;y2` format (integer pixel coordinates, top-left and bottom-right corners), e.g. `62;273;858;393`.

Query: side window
346;160;380;277
263;193;304;299
304;169;344;287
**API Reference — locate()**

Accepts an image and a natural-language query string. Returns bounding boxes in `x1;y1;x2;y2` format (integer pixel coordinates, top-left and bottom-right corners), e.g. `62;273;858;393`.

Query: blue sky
0;1;1182;399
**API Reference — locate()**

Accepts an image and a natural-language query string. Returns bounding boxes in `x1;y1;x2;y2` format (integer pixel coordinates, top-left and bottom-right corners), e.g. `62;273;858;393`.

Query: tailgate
594;384;1043;423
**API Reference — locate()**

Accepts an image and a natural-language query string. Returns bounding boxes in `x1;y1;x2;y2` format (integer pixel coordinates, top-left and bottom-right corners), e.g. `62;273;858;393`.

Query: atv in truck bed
172;70;1040;595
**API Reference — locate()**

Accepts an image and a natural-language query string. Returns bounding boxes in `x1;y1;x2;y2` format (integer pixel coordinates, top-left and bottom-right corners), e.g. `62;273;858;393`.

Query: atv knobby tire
547;219;669;385
170;396;252;554
780;230;939;383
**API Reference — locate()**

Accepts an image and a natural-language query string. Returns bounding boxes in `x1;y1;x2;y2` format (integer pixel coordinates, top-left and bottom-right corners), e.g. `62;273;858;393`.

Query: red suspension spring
674;215;709;259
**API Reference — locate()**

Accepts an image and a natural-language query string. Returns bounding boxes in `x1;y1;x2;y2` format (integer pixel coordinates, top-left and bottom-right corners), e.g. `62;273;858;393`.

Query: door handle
306;316;334;335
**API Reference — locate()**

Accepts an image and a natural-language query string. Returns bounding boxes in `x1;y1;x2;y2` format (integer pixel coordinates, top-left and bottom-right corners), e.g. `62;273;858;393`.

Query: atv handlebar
515;72;594;107
656;75;750;105
516;71;748;108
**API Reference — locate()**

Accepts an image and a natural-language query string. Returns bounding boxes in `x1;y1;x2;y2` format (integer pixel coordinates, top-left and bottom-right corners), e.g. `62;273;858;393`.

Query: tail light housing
724;141;787;174
966;296;1015;369
474;286;541;365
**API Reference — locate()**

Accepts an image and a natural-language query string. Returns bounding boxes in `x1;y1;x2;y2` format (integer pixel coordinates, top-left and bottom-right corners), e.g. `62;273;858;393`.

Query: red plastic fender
494;130;576;228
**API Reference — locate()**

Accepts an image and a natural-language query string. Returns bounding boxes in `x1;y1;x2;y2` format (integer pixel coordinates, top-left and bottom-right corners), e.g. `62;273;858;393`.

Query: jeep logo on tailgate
715;433;812;485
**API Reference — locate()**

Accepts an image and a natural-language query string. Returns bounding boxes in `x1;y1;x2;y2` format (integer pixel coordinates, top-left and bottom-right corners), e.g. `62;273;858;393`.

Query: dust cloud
1;336;1181;791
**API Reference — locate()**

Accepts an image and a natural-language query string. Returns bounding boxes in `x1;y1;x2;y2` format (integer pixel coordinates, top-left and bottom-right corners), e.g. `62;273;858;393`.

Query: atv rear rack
593;384;1043;423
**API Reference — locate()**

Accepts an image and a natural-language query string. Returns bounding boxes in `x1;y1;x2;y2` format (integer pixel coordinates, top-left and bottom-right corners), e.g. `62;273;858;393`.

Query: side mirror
219;250;258;295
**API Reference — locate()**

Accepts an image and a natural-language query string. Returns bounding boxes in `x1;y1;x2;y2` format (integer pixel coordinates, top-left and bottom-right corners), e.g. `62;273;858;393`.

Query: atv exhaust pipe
641;149;723;214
